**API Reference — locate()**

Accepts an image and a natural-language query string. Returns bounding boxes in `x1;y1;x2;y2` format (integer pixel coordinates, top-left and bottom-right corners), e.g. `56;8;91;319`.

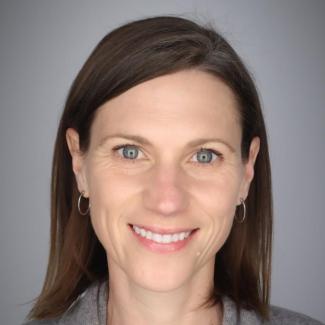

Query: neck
106;260;223;325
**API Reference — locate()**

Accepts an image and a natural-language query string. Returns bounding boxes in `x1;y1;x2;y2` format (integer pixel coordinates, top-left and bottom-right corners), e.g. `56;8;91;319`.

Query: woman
24;16;322;325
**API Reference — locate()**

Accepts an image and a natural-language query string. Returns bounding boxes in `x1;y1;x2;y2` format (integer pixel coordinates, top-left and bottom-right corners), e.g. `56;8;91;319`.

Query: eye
113;144;144;160
192;148;222;165
112;144;222;165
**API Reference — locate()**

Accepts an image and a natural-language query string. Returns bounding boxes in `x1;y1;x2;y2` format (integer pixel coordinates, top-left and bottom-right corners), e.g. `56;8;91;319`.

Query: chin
125;256;200;292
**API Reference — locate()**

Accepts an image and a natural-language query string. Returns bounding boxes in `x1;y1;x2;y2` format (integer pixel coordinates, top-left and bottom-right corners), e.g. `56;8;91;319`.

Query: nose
142;164;189;217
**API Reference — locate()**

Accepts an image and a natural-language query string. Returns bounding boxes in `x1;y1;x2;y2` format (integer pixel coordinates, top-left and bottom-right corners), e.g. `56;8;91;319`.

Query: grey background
1;1;324;324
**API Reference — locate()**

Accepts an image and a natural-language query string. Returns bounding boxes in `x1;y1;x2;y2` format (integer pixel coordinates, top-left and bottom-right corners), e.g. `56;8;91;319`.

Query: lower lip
130;226;197;253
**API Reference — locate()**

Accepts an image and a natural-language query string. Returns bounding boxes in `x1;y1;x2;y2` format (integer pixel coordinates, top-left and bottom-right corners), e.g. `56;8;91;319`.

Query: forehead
90;70;241;146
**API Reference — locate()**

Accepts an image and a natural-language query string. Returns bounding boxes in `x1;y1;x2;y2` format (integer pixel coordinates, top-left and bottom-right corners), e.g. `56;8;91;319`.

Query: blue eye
194;148;220;164
114;145;140;160
113;144;221;165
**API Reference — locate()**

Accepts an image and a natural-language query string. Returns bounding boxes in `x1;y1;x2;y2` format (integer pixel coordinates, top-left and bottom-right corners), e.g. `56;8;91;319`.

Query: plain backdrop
1;1;324;324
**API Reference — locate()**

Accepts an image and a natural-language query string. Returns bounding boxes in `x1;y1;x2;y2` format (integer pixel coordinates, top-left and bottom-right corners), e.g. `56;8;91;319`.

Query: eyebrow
98;133;235;152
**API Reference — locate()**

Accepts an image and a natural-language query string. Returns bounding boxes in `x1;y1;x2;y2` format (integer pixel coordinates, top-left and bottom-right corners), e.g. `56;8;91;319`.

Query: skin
66;69;260;325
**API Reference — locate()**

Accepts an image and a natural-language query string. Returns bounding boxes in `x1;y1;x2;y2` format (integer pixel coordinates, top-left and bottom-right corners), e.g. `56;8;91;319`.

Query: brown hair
27;15;272;321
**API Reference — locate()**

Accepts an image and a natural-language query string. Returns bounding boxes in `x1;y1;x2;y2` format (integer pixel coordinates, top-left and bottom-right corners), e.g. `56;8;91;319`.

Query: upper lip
129;224;198;234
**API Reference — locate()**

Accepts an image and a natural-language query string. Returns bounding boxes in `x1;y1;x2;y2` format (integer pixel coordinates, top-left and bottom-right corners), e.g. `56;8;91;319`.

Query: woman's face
67;69;259;292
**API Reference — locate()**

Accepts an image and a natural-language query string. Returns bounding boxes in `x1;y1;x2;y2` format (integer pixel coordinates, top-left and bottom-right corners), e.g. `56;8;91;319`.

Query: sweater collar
64;281;262;325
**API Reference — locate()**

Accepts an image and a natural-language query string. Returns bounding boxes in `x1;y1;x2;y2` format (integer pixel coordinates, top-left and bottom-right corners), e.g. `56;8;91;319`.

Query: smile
132;225;191;244
129;224;198;253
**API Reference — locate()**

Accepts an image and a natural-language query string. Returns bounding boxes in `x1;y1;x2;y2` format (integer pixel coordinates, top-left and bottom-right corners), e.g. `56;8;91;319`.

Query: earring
78;191;90;216
235;198;246;223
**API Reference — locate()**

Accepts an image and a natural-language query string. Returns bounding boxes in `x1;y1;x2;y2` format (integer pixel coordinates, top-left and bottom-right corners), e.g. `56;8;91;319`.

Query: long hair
27;15;272;320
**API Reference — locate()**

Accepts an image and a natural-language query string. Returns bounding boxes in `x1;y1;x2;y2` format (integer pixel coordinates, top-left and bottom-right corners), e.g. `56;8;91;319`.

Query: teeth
146;231;153;240
132;225;191;244
140;228;146;237
162;234;171;243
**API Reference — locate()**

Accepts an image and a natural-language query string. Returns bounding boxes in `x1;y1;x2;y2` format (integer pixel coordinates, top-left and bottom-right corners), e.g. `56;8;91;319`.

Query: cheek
86;164;140;254
195;168;242;218
191;169;242;255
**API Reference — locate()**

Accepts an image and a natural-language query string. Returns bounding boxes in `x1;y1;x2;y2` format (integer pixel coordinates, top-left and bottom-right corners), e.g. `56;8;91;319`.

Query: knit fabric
23;281;323;325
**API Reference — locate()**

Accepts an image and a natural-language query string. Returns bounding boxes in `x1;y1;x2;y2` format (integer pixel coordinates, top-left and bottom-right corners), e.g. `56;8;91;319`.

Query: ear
66;128;89;197
238;137;260;204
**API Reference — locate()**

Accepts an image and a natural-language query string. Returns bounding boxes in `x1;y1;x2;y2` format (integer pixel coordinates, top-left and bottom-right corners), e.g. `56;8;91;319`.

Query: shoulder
22;320;59;325
268;305;323;325
222;296;323;325
22;281;107;325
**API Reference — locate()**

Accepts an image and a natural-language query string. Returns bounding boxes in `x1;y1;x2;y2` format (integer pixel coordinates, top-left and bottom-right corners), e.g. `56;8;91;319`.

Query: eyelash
112;143;223;166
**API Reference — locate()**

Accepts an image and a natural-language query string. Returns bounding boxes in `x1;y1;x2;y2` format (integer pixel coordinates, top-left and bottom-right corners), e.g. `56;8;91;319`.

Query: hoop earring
235;198;246;223
78;191;90;216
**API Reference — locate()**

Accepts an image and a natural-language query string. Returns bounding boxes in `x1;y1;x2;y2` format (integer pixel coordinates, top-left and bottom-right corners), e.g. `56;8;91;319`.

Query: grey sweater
23;281;323;325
